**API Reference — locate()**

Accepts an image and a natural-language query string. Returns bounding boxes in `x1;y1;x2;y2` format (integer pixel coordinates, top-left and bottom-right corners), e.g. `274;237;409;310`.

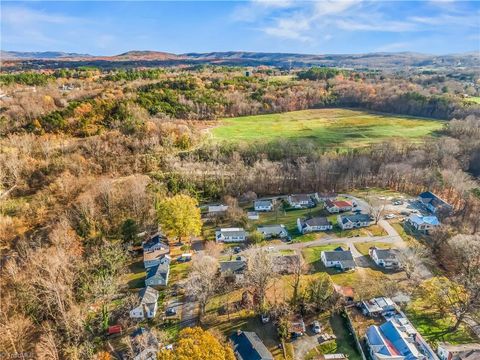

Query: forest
1;65;480;359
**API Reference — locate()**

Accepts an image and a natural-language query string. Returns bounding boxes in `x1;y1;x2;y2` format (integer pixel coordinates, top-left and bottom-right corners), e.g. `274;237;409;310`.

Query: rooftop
339;213;371;224
258;224;286;234
301;216;331;227
371;247;398;261
230;330;274;360
408;214;440;226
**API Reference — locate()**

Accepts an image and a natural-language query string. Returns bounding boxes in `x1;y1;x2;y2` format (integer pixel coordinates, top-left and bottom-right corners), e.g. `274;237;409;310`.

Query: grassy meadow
211;108;444;149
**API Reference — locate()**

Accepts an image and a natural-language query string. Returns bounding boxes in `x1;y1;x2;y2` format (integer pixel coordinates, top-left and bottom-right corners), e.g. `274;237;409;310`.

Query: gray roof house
220;257;247;282
257;224;289;239
369;247;400;270
337;213;371;230
321;247;356;271
254;199;274;212
230;330;274;360
142;233;169;253
215;228;247;243
145;255;171;287
129;287;159;320
418;191;452;215
297;217;333;234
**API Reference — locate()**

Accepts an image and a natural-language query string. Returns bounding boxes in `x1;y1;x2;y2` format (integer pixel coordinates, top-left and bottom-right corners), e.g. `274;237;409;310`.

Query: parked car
261;313;270;324
384;214;396;219
393;200;403;205
166;307;177;316
312;321;321;334
233;246;241;254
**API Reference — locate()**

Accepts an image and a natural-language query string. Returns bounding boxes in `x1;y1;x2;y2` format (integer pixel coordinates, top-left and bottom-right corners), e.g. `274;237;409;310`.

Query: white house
215;228;247;242
254;199;274;212
325;199;353;213
437;343;480;360
337;213;371;230
287;194;314;209
321;247;356;271
248;211;259;220
407;214;440;233
369;247;400;270
297;217;333;234
130;287;159;320
257;224;289;239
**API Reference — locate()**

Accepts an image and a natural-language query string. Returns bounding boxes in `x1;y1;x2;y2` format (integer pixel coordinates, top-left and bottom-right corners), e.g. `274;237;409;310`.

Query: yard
405;298;477;347
211;108;443;150
354;241;393;255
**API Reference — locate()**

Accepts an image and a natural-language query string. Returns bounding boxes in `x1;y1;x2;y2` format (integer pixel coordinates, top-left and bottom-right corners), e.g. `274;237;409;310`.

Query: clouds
232;0;480;51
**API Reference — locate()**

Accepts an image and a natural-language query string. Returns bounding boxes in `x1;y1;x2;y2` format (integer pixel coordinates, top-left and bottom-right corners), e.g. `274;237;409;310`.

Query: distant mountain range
2;50;479;69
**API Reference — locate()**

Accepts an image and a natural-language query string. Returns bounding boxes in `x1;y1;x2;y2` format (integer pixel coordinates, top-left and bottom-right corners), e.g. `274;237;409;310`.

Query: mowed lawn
212;108;443;148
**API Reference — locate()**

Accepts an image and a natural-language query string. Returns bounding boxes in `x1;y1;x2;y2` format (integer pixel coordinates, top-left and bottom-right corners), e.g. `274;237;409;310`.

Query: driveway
180;294;198;328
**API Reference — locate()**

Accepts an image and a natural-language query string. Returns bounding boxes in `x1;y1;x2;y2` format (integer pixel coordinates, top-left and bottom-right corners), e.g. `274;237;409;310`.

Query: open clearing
212;108;444;148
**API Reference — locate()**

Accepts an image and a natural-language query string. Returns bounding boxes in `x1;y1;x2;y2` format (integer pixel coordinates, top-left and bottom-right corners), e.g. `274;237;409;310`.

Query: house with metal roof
325;199;353;213
418;191;452;215
130;287;159;320
142;233;169;253
215;228;247;242
230;330;274;360
145;255;170;287
406;214;440;233
297;216;333;234
362;297;396;317
254;199;274;212
337;213;371;230
257;224;289;239
369;247;400;269
321;247;356;271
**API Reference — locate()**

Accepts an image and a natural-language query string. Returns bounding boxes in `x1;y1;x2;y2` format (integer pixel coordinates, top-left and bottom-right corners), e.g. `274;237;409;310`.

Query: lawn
211;108;443;149
405;301;477;347
464;96;480;104
354;241;393;256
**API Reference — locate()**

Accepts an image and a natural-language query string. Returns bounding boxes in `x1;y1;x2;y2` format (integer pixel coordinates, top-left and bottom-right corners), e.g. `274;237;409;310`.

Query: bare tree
244;246;276;311
397;245;432;284
185;254;220;318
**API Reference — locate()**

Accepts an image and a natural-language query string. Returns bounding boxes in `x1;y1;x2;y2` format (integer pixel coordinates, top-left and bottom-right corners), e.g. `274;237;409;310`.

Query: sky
1;0;479;55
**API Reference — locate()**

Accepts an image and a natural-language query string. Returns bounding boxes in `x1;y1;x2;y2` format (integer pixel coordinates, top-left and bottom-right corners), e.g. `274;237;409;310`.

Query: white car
312;321;321;334
385;214;396;219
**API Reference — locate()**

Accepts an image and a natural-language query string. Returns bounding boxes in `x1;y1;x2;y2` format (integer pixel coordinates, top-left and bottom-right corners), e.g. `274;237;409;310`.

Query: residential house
297;217;333;234
208;204;228;215
257;224;289;239
361;297;396;317
321;247;356;271
438;343;480;360
272;254;301;274
130;328;159;360
369;247;400;270
325;199;353;213
287;194;314;209
365;317;433;360
406;214;440;233
142;234;169;268
145;256;171;287
142;233;169;253
130;287;159;320
220;257;247;283
215;228;247;242
337;213;371;230
230;330;274;360
418;191;452;215
254;199;274;212
247;211;259;220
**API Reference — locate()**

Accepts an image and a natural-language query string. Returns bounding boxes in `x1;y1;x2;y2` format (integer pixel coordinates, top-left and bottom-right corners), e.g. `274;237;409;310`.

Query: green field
212;109;443;148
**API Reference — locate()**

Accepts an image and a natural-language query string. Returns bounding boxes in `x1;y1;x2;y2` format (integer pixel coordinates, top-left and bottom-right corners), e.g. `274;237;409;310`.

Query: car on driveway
312;321;321;334
165;307;177;316
261;313;270;324
384;214;396;219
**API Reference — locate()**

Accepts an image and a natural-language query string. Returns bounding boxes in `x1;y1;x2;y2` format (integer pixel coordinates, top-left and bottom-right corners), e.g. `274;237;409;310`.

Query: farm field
211;108;444;148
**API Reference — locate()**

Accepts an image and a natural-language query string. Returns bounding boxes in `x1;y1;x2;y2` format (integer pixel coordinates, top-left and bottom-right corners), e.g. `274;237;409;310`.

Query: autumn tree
185;255;220;318
417;277;470;331
157;194;202;244
158;327;235;360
